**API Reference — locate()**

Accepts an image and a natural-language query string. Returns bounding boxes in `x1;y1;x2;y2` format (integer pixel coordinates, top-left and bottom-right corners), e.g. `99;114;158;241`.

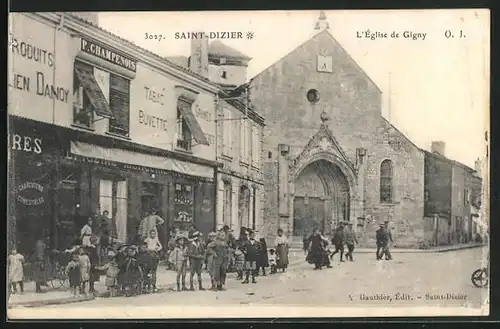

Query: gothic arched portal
293;159;350;236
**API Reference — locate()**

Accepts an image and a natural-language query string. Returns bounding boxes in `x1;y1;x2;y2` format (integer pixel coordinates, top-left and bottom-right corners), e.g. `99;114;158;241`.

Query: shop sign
9;133;43;154
16;181;45;206
9;34;70;103
81;38;137;72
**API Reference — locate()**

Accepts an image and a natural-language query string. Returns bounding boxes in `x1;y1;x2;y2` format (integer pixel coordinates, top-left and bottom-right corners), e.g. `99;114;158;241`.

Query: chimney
474;158;482;173
188;33;209;78
70;12;99;26
431;141;445;156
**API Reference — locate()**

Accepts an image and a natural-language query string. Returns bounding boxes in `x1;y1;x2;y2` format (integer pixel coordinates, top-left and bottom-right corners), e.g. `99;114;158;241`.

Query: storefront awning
74;67;114;119
70;141;214;179
177;100;210;146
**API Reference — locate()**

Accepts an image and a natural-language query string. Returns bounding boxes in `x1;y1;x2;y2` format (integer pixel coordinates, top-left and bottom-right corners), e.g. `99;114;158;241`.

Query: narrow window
380;159;393;203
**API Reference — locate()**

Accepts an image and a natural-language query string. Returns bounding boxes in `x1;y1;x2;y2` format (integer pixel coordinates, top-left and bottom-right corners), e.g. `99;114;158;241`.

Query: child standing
302;232;309;255
257;238;269;276
234;245;245;280
172;236;188;291
8;248;25;294
241;231;259;284
96;250;120;297
124;247;143;297
78;247;91;295
65;253;81;297
268;249;277;274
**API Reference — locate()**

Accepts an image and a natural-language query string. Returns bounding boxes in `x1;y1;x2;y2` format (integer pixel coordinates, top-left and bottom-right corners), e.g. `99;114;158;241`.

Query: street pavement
27;247;487;310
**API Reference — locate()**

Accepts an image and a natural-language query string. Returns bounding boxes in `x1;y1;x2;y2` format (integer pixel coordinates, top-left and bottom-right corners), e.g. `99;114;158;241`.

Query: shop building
8;12;222;253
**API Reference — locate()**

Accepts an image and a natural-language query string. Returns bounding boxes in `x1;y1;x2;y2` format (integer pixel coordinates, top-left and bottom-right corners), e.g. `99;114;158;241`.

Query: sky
98;9;489;168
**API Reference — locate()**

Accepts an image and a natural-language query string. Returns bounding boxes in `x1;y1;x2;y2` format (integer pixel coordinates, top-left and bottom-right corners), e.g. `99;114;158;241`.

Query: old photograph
7;9;490;319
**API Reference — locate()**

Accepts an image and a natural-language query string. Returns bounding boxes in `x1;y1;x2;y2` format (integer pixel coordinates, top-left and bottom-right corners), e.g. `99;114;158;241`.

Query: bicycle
49;262;69;290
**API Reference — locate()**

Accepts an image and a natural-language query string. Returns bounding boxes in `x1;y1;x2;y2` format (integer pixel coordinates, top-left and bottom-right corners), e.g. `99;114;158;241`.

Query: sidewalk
289;242;485;254
8;252;306;308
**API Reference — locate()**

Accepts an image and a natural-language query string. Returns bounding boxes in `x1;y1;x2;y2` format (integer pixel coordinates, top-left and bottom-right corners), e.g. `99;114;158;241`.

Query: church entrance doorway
293;159;350;236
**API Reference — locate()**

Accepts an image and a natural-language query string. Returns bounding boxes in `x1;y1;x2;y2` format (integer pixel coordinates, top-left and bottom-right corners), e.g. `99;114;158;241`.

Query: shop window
99;178;127;242
174;183;194;227
141;182;161;215
380;159;393;203
73;61;130;136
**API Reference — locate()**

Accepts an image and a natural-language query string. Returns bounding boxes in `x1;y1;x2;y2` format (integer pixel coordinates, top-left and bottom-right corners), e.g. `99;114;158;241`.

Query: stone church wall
251;31;426;247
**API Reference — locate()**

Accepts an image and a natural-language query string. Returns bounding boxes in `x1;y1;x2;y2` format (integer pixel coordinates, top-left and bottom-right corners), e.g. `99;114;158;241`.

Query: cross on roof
314;10;330;30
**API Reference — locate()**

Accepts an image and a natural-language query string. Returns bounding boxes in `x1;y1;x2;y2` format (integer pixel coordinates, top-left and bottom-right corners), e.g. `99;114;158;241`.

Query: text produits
9;34;55;68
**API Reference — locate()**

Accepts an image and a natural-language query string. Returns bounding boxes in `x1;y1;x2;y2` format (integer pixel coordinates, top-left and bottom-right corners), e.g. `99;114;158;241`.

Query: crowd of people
7;208;291;298
304;220;394;270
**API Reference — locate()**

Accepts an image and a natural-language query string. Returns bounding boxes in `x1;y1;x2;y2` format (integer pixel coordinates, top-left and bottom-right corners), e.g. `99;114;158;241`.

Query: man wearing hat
330;222;346;262
382;220;394;260
375;223;387;260
344;223;358;262
241;230;260;284
187;231;206;291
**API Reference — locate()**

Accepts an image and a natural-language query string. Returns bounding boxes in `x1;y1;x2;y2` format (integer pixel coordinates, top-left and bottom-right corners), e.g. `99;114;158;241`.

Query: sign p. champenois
81;38;137;72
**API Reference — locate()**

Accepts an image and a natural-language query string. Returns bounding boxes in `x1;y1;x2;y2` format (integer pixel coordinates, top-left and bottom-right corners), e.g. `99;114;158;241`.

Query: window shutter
109;74;130;134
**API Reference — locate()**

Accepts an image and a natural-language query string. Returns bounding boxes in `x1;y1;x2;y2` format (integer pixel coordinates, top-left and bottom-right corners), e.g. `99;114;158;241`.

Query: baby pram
116;244;144;296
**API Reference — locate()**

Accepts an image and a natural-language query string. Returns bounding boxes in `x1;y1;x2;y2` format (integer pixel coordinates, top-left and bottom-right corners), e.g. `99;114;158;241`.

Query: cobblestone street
26;248;486;310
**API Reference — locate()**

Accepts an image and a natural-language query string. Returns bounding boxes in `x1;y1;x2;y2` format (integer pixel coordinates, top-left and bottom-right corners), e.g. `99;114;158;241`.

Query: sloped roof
250;29;381;93
166;56;189;68
63;13;217;87
208;40;251;60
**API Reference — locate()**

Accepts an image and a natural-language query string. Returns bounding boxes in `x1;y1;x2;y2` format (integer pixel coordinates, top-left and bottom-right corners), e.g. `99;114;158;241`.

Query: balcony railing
177;139;191;151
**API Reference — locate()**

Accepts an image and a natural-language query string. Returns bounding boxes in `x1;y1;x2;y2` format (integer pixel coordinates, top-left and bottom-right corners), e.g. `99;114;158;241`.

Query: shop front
7;116;78;256
68;140;217;246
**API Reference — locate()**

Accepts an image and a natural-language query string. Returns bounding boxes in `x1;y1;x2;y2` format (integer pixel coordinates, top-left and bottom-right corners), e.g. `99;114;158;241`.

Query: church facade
246;30;426;247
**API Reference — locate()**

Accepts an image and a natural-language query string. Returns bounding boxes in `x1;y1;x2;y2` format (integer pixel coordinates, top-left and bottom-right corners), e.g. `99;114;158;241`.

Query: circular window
306;89;320;104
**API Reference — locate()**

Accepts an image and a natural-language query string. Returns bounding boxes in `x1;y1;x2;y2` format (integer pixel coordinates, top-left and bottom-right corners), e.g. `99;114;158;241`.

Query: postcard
7;9;490;319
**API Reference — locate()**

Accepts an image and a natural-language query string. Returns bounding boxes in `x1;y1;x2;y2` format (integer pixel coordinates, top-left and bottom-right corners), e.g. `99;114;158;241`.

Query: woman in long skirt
306;229;325;270
275;229;289;272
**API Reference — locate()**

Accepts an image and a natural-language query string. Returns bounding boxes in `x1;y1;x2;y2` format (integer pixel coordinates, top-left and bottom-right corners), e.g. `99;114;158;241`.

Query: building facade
186;36;265;235
423;144;484;246
8;12;224;254
242;29;428;247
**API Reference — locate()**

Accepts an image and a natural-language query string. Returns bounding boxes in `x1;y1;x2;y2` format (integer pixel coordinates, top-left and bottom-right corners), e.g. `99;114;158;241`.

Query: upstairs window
176;98;209;151
108;74;130;137
176;108;192;151
222;108;232;156
73;61;130;137
380;159;393;203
